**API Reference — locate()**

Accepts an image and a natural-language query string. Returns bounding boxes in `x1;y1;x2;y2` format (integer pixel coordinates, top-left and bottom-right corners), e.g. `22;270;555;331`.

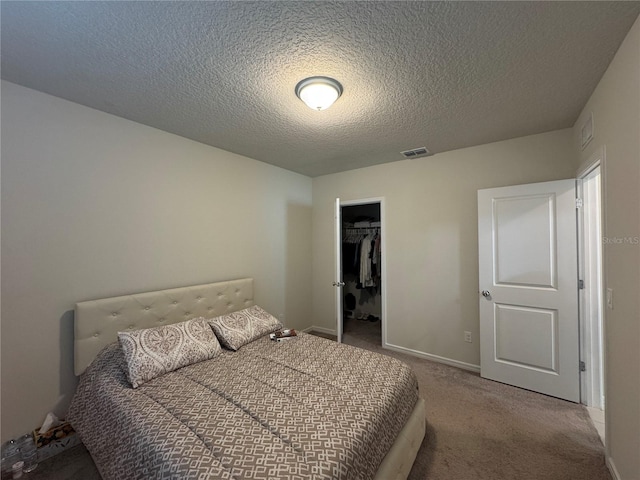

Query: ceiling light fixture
295;76;343;111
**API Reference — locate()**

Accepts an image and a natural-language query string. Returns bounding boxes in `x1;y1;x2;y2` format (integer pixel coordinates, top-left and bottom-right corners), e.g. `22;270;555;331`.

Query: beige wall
0;81;312;442
573;15;640;480
312;129;576;368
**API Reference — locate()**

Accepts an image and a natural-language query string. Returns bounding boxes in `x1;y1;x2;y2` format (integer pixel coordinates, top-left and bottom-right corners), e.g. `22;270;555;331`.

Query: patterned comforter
68;332;419;480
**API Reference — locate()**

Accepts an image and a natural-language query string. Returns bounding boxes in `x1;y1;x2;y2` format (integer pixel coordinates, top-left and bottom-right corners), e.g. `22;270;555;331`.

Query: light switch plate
606;288;613;309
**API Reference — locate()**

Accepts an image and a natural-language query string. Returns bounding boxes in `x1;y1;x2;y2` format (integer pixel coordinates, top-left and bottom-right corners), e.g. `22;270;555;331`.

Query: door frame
336;197;387;347
577;146;606;411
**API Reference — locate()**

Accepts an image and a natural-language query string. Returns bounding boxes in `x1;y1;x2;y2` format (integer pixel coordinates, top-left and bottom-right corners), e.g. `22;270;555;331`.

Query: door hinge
576;198;583;208
578;279;585;289
579;361;586;372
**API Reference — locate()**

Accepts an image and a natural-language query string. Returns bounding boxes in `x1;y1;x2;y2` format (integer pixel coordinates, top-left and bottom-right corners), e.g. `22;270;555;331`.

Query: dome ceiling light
295;76;343;111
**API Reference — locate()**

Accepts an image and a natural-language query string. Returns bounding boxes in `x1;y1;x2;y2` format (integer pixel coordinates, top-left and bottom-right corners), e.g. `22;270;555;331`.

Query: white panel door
334;198;344;343
478;179;579;402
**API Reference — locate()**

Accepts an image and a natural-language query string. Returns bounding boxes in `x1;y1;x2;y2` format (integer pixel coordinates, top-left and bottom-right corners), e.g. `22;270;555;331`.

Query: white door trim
577;146;606;414
337;197;387;347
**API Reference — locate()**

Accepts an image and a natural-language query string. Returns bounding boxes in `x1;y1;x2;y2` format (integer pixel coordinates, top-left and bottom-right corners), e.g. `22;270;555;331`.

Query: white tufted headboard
74;278;254;375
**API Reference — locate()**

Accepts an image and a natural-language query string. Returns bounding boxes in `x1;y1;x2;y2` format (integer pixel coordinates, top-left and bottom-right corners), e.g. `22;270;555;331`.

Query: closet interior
341;203;382;343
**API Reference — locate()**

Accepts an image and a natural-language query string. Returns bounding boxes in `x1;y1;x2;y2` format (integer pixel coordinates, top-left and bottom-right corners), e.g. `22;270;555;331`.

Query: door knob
482;290;491;298
333;281;346;287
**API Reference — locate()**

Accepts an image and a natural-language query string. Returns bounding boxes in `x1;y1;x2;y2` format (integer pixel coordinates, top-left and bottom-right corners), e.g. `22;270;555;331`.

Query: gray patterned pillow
208;305;282;351
118;317;221;388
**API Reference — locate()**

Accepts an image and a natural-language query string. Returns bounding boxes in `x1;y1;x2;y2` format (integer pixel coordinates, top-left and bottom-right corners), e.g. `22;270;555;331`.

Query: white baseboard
606;457;621;480
304;327;481;373
303;326;337;336
383;343;481;373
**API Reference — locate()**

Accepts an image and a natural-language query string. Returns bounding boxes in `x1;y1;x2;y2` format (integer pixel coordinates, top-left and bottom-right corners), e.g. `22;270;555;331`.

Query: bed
68;278;426;480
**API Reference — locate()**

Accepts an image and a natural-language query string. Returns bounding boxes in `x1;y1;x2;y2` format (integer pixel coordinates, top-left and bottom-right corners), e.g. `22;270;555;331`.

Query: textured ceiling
2;1;639;177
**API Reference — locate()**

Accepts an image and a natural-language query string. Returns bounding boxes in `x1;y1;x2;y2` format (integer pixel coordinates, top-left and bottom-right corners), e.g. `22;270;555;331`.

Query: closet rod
342;227;380;232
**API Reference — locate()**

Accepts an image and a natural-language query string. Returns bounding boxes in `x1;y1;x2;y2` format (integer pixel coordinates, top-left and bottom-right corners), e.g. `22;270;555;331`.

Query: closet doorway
335;198;386;348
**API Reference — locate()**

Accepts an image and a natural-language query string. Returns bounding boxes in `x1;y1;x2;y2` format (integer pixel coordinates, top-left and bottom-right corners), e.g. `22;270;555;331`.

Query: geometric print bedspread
68;332;419;480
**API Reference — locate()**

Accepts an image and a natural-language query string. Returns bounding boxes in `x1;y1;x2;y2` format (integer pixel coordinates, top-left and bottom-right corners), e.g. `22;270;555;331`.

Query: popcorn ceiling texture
2;1;639;176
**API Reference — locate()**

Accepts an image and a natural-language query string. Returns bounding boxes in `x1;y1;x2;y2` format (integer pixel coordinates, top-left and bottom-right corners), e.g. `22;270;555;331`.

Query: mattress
68;332;420;480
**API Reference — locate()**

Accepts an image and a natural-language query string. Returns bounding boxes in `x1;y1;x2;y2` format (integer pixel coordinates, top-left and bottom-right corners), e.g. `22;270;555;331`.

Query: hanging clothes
372;234;381;279
342;227;380;290
359;234;375;288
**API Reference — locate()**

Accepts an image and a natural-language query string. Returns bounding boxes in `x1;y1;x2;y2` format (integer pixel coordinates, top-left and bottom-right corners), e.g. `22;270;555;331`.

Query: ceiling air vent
401;147;432;158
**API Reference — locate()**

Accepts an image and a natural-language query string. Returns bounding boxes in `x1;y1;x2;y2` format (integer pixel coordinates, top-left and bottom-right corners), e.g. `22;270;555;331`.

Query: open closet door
334;198;344;343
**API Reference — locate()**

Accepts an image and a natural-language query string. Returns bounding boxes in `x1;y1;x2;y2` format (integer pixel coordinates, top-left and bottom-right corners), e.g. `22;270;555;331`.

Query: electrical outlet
464;331;472;343
606;289;613;309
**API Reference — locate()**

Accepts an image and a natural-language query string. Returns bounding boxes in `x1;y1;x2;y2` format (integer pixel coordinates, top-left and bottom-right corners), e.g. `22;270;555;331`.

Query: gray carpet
27;321;609;480
341;318;610;480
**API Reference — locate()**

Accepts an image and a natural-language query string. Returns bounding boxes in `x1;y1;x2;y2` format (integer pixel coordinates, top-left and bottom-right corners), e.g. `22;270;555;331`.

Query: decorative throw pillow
118;317;221;388
209;305;282;351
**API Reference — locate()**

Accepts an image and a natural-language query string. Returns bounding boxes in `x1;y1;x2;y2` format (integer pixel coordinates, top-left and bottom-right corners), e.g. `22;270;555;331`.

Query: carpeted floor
341;318;610;480
27;319;609;480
